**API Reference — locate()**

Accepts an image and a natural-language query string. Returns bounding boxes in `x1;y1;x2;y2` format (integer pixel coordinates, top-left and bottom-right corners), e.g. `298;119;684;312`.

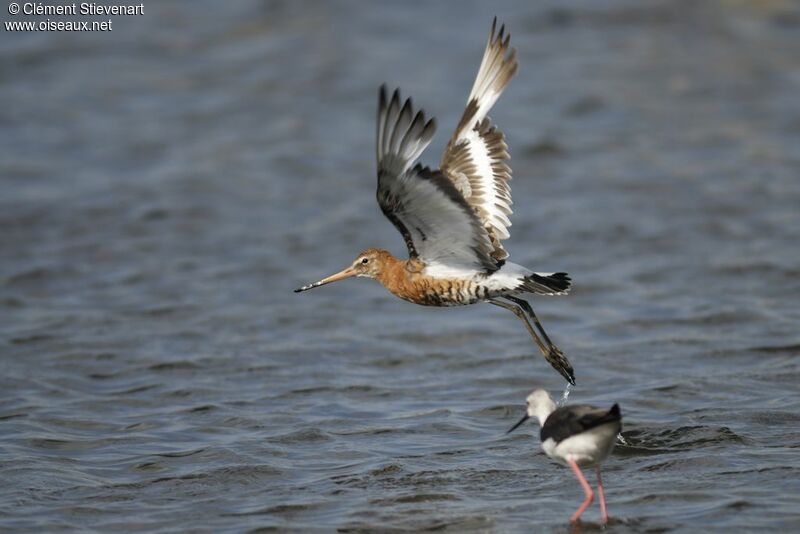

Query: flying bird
508;389;622;524
295;19;575;384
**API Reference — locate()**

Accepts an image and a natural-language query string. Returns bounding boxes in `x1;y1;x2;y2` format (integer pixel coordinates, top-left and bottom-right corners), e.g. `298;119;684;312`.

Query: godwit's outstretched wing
440;18;519;263
376;86;499;273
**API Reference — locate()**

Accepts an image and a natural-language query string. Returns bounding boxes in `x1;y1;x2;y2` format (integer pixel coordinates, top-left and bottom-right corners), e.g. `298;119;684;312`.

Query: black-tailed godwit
295;19;575;384
508;389;622;524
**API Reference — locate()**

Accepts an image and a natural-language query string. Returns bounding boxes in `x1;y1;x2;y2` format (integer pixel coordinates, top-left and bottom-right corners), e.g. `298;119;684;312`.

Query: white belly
542;422;619;468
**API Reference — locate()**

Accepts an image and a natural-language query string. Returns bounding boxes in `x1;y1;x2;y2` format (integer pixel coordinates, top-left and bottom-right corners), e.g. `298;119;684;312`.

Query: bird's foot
546;346;575;385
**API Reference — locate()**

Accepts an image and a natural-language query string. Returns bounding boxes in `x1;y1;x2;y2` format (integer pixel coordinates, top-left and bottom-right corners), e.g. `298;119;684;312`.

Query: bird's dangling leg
568;459;594;523
505;296;556;346
504;296;575;385
596;465;608;525
488;298;549;354
488;298;575;384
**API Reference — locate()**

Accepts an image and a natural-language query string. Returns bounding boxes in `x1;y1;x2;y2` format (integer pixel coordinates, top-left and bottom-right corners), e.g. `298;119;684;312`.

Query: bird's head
507;389;557;434
294;248;391;293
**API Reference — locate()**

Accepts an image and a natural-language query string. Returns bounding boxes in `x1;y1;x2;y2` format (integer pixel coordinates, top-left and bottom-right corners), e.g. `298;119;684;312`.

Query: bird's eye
361;258;369;264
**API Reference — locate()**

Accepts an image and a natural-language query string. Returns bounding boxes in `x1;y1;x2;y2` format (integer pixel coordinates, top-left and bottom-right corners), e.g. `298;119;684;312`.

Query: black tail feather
521;272;571;295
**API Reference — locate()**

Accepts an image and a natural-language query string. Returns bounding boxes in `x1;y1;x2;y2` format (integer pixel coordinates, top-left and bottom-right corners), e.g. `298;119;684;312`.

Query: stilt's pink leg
596;466;608;524
568;459;594;523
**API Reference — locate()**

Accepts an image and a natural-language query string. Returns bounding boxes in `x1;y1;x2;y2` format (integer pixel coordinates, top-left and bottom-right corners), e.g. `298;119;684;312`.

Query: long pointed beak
294;266;357;293
507;412;530;434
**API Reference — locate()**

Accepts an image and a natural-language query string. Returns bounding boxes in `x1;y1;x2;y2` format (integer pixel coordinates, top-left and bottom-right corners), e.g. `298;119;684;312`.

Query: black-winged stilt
508;389;622;524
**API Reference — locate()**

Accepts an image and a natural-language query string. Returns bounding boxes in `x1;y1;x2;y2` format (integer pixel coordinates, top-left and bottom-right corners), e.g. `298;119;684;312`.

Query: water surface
2;1;800;531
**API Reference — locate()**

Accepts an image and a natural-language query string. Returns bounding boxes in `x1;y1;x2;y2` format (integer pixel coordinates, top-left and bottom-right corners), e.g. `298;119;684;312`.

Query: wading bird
508;389;622;524
295;19;575;384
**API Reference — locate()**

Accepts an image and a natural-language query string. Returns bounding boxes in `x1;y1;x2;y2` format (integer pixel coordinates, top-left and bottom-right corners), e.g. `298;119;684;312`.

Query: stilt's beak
507;412;530;434
294;266;357;293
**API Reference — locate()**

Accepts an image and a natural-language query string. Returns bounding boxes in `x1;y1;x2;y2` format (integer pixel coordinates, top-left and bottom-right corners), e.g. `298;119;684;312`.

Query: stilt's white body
542;422;620;468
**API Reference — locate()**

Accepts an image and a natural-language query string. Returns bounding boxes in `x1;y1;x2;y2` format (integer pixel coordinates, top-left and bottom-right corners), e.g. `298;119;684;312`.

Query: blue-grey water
2;1;800;532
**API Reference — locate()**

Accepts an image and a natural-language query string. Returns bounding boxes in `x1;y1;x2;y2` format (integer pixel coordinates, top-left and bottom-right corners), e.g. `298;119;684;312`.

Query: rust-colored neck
374;254;412;292
374;255;435;304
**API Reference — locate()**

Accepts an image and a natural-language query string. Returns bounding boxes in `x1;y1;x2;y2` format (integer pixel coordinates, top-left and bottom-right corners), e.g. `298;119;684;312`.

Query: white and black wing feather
440;18;518;263
376;86;499;272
